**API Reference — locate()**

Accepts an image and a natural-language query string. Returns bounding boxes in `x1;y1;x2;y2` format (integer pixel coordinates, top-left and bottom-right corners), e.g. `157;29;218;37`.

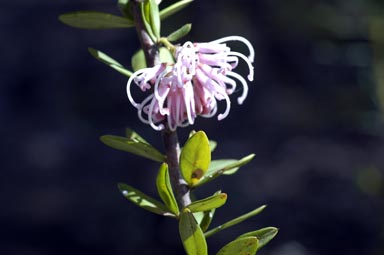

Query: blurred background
1;0;384;254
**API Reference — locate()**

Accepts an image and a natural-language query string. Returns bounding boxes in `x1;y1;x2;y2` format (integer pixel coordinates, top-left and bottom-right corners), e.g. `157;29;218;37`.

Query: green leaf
159;47;175;64
167;23;192;42
179;209;208;255
186;193;227;213
125;127;149;144
199;208;216;232
216;237;258;255
156;163;179;215
160;0;194;20
131;47;174;72
180;131;211;186
147;0;161;38
198;190;221;232
237;227;279;250
141;1;157;42
209;140;217;152
118;183;174;217
131;49;147;72
205;205;267;238
88;48;133;77
58;11;134;29
118;0;133;19
100;135;165;162
196;154;255;187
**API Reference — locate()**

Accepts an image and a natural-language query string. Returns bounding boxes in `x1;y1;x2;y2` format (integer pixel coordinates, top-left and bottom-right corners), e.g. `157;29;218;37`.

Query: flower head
126;36;254;131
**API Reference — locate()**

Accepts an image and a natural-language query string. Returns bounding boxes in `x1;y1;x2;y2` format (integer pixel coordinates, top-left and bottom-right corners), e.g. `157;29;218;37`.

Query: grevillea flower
126;36;254;131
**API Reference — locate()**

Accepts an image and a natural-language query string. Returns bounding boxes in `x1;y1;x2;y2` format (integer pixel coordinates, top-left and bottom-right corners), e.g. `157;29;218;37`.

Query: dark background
1;0;384;254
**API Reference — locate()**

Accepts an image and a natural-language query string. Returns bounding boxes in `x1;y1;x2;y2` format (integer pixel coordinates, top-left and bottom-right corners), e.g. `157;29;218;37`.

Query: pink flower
126;36;254;131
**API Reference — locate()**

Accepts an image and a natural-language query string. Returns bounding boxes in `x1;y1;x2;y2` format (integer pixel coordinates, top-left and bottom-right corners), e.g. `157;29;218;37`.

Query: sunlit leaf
216;237;258;255
205;205;266;238
196;154;255;187
179;209;208;255
100;135;165;162
180;131;211;186
88;48;133;77
59;11;133;29
118;183;174;217
160;0;194;20
167;23;192;42
237;227;279;250
186;193;227;213
156;163;179;215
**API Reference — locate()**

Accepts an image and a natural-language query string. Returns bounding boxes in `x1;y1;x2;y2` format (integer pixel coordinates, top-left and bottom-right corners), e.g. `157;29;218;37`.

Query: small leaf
186;193;227;213
118;0;133;19
100;135;165;162
167;23;192;42
148;0;161;38
88;48;133;77
131;49;147;72
180;131;211;186
160;0;194;20
216;237;258;255
209;140;217;152
59;11;134;29
196;154;255;187
205;205;267;238
159;47;175;64
156;163;179;215
141;1;157;42
118;183;174;217
125;128;149;144
237;227;279;250
179;209;208;255
199;208;216;232
131;47;174;72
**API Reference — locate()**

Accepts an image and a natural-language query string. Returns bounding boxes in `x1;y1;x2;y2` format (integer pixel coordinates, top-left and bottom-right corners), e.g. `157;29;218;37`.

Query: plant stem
162;127;191;209
130;0;160;67
130;0;191;209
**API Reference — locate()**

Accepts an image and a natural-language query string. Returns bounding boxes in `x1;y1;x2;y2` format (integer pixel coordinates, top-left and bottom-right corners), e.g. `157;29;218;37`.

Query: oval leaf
100;135;165;162
131;49;147;72
118;183;174;217
179;209;208;255
156;163;179;215
167;23;192;42
237;227;279;250
160;0;194;20
88;48;133;77
180;131;211;186
187;193;227;213
205;205;266;238
216;237;258;255
59;11;134;29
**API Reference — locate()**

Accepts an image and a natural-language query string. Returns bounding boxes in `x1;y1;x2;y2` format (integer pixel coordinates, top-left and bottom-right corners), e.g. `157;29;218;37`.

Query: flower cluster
126;36;255;131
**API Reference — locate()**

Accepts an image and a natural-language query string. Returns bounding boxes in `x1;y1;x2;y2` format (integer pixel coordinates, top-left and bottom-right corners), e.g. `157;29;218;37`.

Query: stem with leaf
130;0;191;210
